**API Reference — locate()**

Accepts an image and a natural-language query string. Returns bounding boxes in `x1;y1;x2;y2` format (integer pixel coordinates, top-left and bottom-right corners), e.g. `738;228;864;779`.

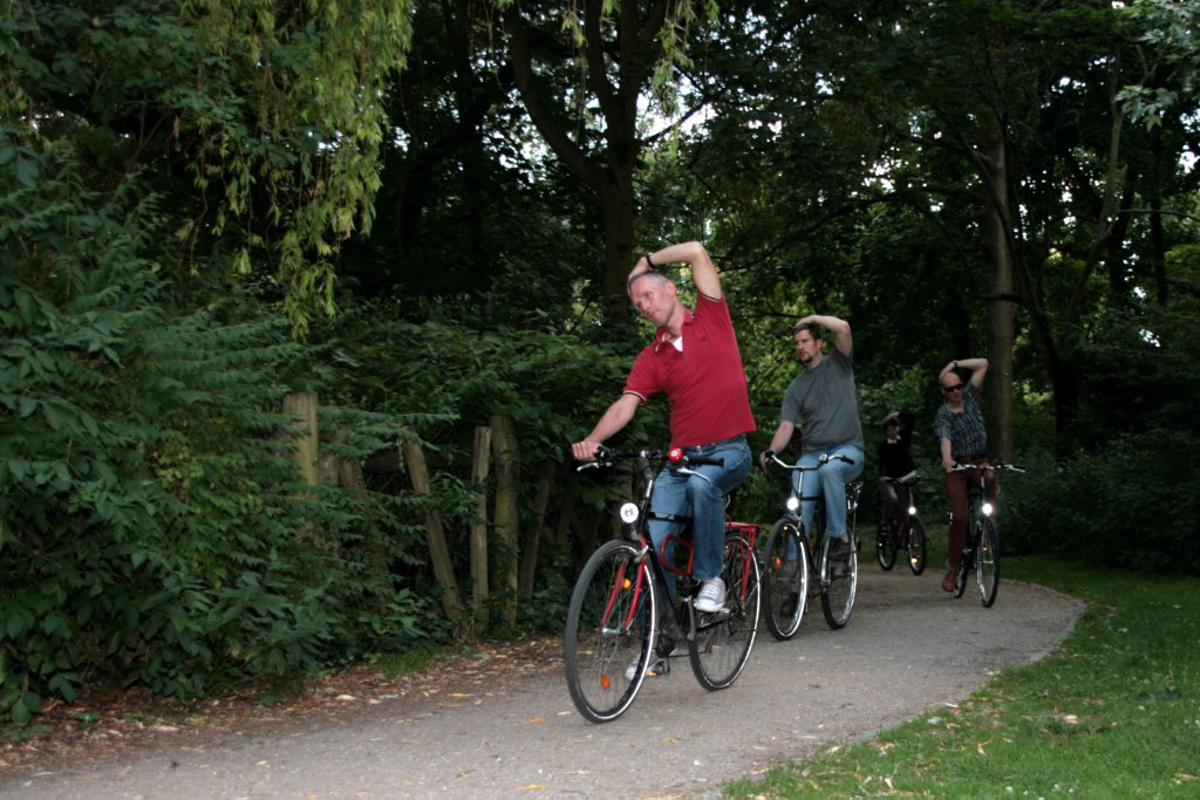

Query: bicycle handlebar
575;444;725;473
948;462;1025;474
882;471;921;486
765;451;855;471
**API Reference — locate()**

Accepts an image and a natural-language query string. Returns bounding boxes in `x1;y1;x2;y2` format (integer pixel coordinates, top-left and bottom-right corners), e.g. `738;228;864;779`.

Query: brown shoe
941;570;957;592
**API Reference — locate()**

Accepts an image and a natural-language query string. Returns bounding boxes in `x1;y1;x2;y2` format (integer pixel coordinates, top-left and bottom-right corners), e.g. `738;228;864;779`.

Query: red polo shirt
623;294;756;448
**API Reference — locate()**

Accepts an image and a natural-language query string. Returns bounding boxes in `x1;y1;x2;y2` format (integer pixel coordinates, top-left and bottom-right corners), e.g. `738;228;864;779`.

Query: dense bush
1003;303;1200;573
0;143;439;724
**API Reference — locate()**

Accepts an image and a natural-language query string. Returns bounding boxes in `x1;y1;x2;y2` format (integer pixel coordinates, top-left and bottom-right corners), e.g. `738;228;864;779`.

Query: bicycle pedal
646;658;670;677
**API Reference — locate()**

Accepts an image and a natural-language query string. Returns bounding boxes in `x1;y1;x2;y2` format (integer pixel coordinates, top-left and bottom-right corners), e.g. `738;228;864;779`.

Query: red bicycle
563;446;762;723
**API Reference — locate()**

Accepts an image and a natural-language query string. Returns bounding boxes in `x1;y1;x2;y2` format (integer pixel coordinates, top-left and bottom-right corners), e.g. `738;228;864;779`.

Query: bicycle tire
953;539;970;598
876;517;897;571
690;532;761;690
762;518;809;640
977;516;1000;607
564;539;656;723
820;533;858;629
906;516;928;575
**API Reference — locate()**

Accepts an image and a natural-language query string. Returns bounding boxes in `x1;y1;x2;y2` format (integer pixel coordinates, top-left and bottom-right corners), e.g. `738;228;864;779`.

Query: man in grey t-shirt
760;314;864;557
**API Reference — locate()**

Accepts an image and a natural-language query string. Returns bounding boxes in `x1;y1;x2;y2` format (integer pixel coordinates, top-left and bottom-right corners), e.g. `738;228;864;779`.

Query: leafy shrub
0;141;442;724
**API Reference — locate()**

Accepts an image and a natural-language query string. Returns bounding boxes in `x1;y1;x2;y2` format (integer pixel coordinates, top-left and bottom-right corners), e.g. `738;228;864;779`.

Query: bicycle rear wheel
820;533;858;629
906;516;927;575
762;518;809;640
564;539;656;723
690;532;761;690
876;517;897;571
976;517;1000;607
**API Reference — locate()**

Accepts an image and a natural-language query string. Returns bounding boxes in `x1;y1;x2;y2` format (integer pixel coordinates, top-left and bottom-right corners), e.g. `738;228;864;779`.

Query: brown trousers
945;459;997;568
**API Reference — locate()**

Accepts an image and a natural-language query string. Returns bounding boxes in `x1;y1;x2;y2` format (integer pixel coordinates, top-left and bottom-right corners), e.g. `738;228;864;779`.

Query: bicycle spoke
690;533;760;690
564;540;655;723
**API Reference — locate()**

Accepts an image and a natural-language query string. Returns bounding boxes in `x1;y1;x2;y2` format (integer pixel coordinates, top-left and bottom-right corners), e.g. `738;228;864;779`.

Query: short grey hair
626;270;671;292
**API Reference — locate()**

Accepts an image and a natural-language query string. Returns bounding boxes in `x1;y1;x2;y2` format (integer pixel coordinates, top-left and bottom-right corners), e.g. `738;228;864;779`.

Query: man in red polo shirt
571;241;756;616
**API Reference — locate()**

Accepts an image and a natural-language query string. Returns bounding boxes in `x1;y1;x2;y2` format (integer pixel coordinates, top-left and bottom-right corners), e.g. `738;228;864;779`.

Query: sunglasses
943;383;964;393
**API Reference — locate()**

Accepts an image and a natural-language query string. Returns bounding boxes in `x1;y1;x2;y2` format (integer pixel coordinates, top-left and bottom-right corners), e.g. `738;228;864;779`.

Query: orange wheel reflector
773;556;782;568
601;674;611;690
622;578;632;589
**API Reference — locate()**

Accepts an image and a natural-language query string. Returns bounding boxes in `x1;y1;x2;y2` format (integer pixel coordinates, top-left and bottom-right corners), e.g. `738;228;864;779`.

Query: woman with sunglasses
932;358;995;592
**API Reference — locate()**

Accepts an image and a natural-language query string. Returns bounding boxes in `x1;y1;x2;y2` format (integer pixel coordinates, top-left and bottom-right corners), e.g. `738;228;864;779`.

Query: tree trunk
979;139;1015;461
502;1;663;323
490;415;521;626
401;434;465;623
600;171;637;319
470;425;492;632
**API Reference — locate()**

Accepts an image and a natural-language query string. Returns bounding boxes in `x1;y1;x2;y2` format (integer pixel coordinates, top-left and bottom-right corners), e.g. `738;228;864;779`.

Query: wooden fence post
401;432;465;623
470;425;492;632
518;460;555;601
282;392;319;487
490;415;520;626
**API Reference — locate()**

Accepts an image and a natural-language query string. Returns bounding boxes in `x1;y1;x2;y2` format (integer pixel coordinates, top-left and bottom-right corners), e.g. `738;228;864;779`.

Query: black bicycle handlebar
764;451;855;471
882;471;921;486
948;462;1025;474
575;444;725;472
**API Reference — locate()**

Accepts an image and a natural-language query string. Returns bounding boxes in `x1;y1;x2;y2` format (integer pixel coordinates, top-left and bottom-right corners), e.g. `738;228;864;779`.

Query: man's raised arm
641;241;721;301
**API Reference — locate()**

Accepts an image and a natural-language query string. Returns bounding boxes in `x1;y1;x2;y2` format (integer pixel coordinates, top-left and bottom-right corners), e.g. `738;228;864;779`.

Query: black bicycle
876;472;928;575
948;462;1025;607
761;452;861;637
563;446;762;723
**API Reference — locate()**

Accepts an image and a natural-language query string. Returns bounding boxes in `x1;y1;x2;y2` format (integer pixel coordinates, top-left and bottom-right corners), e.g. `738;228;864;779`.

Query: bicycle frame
564;445;762;722
948;462;1024;606
768;452;859;582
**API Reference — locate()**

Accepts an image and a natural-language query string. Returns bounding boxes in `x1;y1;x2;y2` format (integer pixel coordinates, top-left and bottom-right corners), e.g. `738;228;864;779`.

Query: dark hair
792;322;822;340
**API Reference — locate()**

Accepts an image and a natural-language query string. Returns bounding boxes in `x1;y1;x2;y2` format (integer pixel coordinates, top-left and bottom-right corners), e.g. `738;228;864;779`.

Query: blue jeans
648;437;752;600
795;443;864;541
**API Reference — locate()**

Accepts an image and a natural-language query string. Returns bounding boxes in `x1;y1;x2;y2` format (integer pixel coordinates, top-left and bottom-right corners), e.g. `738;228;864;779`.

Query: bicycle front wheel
690;532;761;690
876;517;897;571
820;534;858;629
906;516;927;575
762;518;809;640
564;539;656;723
976;516;1000;607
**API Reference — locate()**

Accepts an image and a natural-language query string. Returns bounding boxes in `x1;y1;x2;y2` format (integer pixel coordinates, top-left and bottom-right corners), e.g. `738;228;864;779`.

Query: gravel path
0;566;1084;800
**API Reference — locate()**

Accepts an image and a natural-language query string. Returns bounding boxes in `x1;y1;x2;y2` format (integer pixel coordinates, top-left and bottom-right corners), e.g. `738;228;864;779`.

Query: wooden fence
282;393;566;634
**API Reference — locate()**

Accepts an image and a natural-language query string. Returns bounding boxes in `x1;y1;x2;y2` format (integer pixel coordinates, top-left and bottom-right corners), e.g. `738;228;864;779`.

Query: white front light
907;505;917;516
786;496;801;512
981;502;994;517
619;502;640;524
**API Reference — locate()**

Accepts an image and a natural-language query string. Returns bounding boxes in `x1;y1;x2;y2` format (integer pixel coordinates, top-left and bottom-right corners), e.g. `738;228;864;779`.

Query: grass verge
724;555;1200;799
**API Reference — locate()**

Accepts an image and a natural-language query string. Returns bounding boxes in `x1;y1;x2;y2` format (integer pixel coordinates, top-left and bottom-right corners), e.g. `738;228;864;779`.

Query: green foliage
0;139;443;724
1003;303;1200;573
2;0;416;335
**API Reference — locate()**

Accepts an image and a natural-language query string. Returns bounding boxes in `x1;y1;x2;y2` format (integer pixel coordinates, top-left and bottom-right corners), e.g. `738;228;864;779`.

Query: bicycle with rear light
563;445;762;723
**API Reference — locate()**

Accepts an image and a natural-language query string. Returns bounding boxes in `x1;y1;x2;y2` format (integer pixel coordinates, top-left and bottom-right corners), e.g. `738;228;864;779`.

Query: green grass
724;556;1200;799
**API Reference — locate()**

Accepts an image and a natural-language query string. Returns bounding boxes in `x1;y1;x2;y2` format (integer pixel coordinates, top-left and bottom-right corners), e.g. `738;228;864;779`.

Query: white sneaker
694;577;726;612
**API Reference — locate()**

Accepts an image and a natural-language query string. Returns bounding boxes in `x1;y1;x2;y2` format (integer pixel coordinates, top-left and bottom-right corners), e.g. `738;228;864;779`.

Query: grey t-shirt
780;348;864;452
